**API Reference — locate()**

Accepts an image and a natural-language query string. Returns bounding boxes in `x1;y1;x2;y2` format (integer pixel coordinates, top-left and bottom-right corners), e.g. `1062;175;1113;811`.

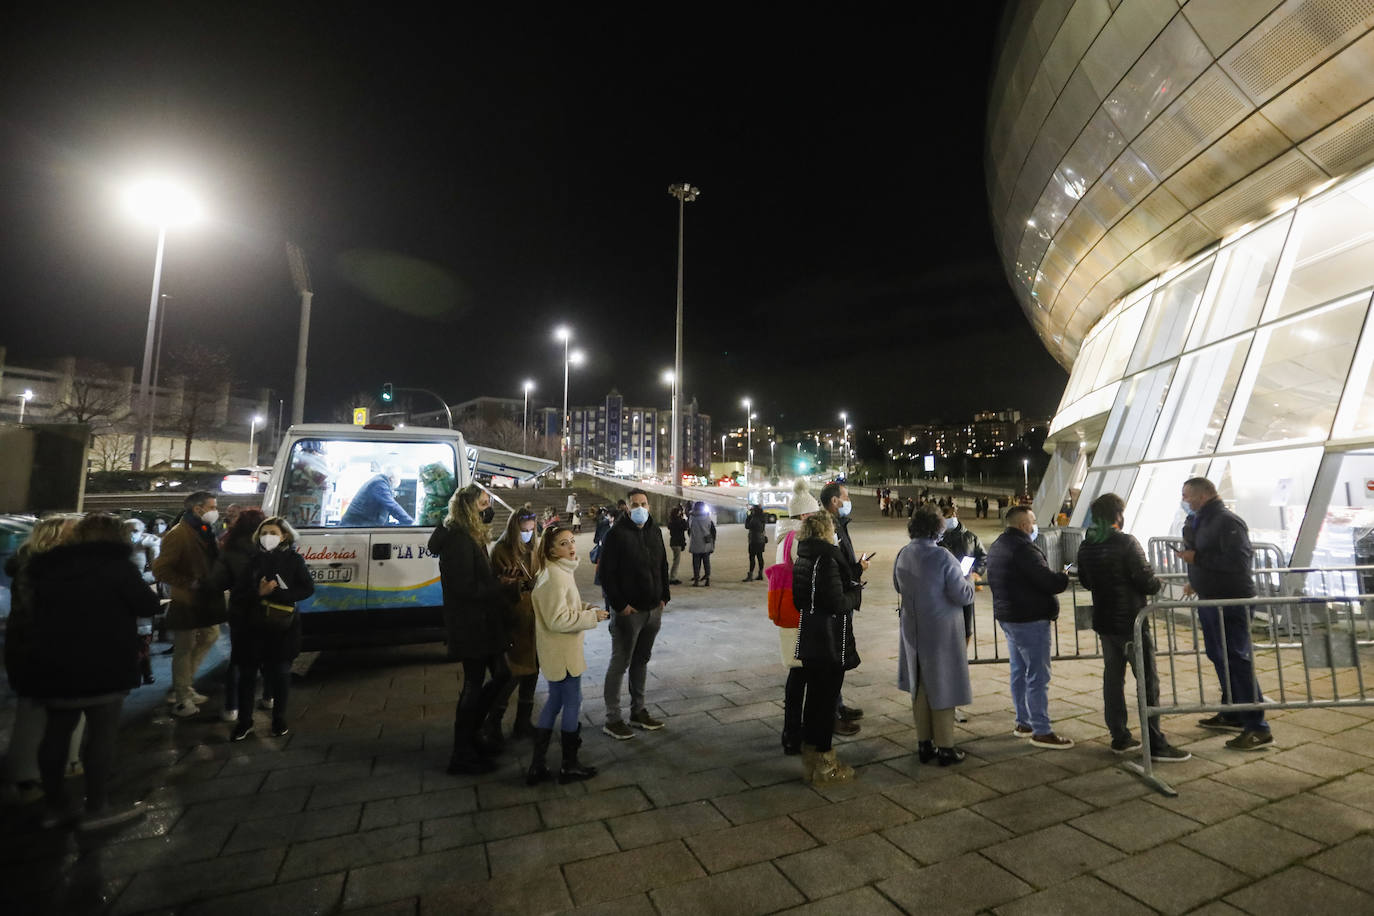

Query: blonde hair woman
428;484;517;774
482;507;542;749
526;525;608;785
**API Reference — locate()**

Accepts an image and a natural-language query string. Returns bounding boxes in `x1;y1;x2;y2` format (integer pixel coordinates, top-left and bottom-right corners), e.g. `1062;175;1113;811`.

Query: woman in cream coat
527;524;609;786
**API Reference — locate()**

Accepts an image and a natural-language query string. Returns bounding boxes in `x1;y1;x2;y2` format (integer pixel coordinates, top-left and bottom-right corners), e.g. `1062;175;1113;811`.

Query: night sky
0;3;1067;432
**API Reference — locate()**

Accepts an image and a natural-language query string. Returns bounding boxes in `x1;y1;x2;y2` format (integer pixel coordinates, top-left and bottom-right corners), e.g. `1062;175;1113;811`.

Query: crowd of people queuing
1;471;1278;833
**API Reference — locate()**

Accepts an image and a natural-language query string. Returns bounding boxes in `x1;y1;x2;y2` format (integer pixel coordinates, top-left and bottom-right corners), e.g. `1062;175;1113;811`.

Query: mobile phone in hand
275;574;289;589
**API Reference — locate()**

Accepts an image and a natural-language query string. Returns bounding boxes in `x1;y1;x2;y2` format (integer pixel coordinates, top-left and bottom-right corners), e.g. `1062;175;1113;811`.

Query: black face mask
480;506;495;524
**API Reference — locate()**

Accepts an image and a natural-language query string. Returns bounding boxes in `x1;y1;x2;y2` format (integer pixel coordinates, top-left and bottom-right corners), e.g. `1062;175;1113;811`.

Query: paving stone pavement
3;500;1374;914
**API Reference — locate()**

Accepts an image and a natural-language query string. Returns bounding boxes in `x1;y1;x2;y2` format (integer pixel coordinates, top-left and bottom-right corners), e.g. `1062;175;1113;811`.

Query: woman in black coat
227;516;314;742
744;505;768;582
429;484;517;774
791;512;862;786
23;512;160;830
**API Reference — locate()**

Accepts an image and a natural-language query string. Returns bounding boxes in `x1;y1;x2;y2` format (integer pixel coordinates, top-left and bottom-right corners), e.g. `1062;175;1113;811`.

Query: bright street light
125;176;200;471
668;181;700;495
1023;457;1030;496
742;397;753;485
248;414;263;465
17;389;33;424
555;327;581;485
522;379;535;455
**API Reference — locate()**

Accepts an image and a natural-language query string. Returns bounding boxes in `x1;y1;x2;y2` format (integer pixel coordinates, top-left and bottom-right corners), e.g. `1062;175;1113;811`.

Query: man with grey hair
153;491;227;717
1178;477;1272;751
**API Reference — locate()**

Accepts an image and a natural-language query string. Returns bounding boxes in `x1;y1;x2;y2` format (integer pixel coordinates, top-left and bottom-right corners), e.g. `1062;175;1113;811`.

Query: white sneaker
220;708;239;723
166;690;208;705
954;708;969;723
257;697;275;711
171;701;200;718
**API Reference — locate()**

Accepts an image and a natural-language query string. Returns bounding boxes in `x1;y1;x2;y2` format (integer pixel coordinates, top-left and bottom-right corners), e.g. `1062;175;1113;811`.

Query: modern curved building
989;0;1374;566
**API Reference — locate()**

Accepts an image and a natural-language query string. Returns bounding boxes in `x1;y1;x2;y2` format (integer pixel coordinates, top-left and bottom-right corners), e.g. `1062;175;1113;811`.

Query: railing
1123;571;1374;797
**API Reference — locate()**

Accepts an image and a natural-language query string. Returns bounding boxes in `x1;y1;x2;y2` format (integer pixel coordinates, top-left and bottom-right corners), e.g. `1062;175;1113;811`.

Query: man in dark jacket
340;469;414;527
599;489;671;740
1076;493;1189;762
987;505;1073;749
1179;477;1272;751
153;491;227;717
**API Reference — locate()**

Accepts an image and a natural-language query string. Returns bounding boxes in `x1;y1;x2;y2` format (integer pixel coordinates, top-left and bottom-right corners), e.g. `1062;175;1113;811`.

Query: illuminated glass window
1206;448;1323;562
1271;176;1374;320
1126;257;1212;374
1224;293;1368;448
1147;335;1253;460
1098;363;1175;466
1187;214;1291;348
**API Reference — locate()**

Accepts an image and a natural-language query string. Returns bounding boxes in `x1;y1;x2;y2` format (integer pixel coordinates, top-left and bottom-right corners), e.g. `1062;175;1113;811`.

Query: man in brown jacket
153;491;228;717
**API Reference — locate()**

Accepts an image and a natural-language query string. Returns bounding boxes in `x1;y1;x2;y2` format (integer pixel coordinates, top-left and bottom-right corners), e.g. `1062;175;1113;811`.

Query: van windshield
282;438;458;529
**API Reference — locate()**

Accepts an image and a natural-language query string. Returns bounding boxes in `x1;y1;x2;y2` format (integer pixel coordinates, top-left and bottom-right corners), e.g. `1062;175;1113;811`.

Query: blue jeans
1000;620;1053;734
537;674;583;732
1197;605;1269;732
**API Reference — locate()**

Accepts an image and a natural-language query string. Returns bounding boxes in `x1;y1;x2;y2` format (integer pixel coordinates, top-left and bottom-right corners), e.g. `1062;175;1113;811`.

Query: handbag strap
783;530;796;567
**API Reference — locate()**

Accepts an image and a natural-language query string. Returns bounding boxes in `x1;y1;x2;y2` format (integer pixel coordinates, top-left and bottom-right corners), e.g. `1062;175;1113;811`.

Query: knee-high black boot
558;725;597;783
526;728;553;785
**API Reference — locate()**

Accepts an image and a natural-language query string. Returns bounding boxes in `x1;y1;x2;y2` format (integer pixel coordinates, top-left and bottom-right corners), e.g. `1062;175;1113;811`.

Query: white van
261;423;553;649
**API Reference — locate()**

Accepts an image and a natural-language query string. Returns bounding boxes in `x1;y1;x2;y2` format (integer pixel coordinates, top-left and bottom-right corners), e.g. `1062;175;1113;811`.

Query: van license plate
311;565;355;583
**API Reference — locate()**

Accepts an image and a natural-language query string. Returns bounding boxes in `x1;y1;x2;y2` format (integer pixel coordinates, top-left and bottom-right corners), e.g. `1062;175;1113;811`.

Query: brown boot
810;748;855;786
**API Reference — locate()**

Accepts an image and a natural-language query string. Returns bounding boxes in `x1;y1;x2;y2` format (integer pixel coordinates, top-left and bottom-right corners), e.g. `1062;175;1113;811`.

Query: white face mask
520;529;534;544
944;517;958;530
838;500;852;517
200;509;220;525
831;533;840;545
259;534;282;551
1029;524;1039;542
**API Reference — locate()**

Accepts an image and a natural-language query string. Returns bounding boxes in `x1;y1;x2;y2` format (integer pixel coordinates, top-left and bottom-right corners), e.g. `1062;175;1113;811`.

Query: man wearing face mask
986;505;1072;748
1177;477;1272;751
820;482;866;732
598;489;671;740
153;491;229;717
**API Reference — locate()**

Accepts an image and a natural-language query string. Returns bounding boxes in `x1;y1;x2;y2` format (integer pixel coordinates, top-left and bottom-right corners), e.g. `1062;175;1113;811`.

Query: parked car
221;466;273;494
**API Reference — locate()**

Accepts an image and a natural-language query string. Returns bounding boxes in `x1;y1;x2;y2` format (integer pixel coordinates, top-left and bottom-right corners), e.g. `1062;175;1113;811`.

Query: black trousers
453;654;511;758
783;666;807;737
40;698;122;813
800;661;845;751
747;546;766;576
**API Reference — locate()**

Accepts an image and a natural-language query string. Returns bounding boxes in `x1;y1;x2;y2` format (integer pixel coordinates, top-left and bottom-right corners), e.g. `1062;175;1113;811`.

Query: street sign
353;407;368;426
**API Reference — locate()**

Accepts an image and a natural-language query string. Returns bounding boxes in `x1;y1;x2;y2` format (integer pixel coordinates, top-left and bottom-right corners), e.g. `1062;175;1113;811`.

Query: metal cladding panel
1220;0;1374;105
1302;96;1374;172
1183;0;1286;56
988;0;1374;369
1193;149;1328;234
1260;28;1374;140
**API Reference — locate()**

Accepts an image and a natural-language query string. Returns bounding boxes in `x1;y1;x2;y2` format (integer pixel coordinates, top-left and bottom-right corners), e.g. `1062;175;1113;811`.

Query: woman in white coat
527;524;609;785
893;505;976;766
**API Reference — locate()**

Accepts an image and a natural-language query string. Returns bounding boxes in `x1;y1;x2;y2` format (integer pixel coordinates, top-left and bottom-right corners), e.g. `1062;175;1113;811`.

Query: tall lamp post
522;379;535;455
124;178;200;471
839;411;849;480
741;397;753;486
1022;457;1030;498
668;182;700;495
17;389;33;423
554;327;583;486
248;414;263;465
286;242;313;427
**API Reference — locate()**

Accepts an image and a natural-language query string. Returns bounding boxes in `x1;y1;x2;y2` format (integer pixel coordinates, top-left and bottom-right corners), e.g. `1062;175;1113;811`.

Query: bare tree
208;440;238;468
92;432;136;471
167;344;232;467
54;360;130;430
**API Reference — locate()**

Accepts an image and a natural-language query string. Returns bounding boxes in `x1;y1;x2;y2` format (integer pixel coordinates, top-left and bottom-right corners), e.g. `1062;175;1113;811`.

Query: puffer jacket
792;537;862;670
1182;498;1256;600
939;523;987;575
987;527;1068;623
14;541;160;699
1075;529;1161;637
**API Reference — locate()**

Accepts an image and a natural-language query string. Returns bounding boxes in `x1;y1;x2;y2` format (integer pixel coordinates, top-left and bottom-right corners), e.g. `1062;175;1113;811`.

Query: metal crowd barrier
1123;572;1374;797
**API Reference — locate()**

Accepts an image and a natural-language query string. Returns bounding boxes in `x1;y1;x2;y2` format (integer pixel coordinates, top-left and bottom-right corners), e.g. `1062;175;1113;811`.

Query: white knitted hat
789;478;820;516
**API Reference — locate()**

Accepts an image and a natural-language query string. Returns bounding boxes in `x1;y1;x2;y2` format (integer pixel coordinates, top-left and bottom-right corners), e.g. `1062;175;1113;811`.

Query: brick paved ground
2;500;1373;914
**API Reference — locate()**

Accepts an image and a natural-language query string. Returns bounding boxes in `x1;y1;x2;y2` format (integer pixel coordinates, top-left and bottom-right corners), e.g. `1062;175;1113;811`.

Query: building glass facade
1040;163;1374;568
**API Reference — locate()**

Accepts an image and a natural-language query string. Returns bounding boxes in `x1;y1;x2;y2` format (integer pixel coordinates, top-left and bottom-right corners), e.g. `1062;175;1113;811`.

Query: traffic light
380;382;394;403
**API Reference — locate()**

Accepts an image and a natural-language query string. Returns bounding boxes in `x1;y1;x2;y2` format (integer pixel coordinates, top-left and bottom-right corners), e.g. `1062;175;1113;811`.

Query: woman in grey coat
894;506;975;765
687;501;716;587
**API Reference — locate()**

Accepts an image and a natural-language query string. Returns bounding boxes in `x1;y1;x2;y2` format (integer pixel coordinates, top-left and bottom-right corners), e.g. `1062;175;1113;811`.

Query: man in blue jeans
1178;477;1273;751
987;506;1073;749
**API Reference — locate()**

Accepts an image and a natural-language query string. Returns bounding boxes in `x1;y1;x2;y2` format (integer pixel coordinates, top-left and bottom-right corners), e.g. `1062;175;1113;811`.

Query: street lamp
522;379;535;455
721;434;727;465
124;177;200;471
17;389;33;424
839;411;849;480
248;414;263;465
668;182;700;496
555;327;584;485
741;397;753;485
770;439;775;476
1023;457;1030;496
